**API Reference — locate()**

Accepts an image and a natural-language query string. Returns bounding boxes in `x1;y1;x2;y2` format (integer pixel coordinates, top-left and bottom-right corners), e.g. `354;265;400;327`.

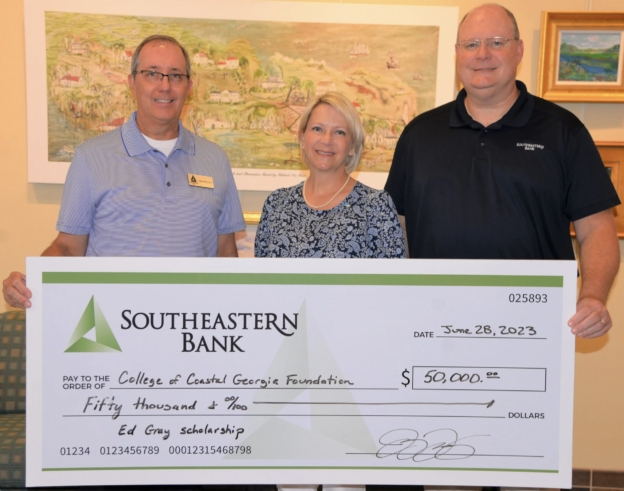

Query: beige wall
2;0;623;471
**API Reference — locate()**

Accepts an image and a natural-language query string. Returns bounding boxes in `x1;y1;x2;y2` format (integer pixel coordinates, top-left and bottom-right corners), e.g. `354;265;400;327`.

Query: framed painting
571;142;624;237
596;142;624;237
24;0;458;190
243;212;262;226
235;223;258;257
537;12;624;103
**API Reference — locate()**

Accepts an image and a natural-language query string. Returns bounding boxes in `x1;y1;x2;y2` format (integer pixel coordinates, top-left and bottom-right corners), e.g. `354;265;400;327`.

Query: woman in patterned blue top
255;92;406;258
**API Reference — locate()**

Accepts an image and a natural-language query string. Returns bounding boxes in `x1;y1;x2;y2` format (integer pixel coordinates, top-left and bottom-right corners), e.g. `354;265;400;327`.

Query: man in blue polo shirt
3;35;245;309
385;4;620;342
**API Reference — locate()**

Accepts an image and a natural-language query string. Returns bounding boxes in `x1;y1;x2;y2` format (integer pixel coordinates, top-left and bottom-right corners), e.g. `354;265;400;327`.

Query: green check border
42;271;562;476
43;465;558;473
42;273;563;288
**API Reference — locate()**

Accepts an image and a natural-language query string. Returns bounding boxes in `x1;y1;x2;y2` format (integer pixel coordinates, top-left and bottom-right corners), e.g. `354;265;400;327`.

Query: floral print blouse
254;181;406;258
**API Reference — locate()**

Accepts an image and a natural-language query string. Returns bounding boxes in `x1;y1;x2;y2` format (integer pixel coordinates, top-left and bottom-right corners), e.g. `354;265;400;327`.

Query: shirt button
480;143;485;148
167;182;171;187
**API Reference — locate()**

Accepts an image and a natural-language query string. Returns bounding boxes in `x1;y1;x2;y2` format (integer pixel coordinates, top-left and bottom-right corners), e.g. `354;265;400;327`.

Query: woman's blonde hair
298;91;364;174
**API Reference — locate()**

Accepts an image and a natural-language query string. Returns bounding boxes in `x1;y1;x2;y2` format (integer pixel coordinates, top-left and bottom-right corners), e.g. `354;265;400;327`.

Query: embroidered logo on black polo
517;143;544;151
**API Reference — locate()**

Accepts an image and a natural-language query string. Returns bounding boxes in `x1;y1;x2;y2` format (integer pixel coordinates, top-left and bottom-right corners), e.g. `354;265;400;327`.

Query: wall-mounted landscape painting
25;0;458;190
537;12;624;103
557;31;622;83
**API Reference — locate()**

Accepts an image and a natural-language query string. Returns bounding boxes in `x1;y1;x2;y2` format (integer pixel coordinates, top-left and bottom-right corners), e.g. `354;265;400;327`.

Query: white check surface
26;257;577;488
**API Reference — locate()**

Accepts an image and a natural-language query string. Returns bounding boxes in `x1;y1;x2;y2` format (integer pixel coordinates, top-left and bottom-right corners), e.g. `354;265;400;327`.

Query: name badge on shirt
187;174;214;189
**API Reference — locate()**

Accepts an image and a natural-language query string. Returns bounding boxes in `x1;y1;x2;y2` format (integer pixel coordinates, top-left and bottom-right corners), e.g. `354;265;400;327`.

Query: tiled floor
570;469;624;491
419;470;624;491
2;473;623;491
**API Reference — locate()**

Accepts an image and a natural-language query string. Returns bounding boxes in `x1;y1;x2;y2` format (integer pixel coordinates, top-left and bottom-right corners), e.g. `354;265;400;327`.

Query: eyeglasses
456;37;518;51
134;70;190;85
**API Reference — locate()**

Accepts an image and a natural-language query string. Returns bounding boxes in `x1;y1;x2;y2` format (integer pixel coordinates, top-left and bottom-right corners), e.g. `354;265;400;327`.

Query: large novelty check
27;257;577;488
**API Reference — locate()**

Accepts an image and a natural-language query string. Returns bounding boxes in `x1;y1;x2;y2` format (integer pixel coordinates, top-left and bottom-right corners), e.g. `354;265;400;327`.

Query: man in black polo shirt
385;3;620;340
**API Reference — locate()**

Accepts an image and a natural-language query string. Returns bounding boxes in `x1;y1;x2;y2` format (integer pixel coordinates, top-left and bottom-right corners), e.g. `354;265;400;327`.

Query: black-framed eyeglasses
456;37;518;51
134;70;190;85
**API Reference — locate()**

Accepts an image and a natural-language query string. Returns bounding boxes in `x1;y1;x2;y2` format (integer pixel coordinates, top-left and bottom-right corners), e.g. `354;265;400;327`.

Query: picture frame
235;223;258;257
24;0;458;190
536;12;624;103
571;142;624;237
243;212;261;225
238;212;260;257
596;142;624;237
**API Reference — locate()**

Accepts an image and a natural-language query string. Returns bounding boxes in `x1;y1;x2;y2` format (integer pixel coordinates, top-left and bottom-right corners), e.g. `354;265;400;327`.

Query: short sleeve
565;127;621;222
56;147;94;236
254;192;277;257
216;153;245;235
366;191;406;258
384;131;409;216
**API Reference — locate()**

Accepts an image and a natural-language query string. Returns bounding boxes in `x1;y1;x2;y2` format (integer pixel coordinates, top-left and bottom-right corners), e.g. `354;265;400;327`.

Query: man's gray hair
130;35;191;77
458;3;520;41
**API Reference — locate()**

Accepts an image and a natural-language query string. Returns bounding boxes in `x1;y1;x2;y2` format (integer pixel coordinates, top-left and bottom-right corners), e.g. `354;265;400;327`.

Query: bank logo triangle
190;175;197;183
65;296;122;353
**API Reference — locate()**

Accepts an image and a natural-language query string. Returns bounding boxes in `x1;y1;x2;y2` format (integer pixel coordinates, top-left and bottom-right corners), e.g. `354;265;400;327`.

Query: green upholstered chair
0;311;280;491
0;310;26;488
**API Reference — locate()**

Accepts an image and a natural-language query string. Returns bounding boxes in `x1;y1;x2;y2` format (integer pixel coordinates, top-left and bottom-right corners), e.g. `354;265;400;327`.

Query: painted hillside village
46;12;439;172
